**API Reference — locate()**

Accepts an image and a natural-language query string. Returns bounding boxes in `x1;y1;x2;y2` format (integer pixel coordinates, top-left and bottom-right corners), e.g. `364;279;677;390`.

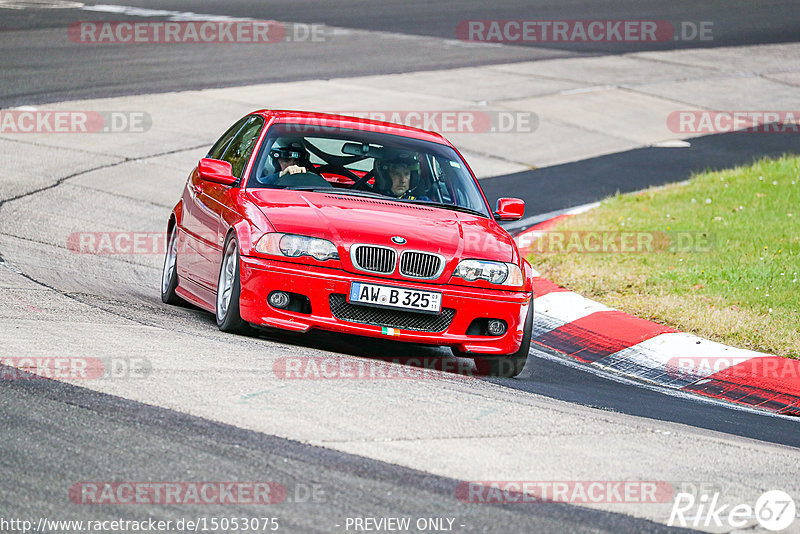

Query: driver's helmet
269;137;309;170
375;151;421;195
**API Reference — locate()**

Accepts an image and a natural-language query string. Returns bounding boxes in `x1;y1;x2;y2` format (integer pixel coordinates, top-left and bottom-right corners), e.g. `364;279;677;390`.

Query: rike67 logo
669;490;796;531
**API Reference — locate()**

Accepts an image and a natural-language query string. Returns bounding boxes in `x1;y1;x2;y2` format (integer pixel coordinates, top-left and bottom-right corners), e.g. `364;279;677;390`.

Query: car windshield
246;122;491;217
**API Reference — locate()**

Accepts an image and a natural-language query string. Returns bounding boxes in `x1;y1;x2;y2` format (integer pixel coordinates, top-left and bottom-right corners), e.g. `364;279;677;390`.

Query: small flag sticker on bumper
381;327;399;336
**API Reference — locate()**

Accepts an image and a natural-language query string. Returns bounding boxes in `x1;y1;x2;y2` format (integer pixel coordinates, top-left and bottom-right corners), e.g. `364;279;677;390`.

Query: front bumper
238;256;531;355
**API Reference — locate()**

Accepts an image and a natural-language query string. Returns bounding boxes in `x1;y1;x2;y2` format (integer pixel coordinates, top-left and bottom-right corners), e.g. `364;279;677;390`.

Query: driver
258;137;313;184
375;153;428;200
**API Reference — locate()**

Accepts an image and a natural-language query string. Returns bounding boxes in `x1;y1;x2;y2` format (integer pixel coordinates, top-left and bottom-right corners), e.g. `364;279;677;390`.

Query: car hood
247;190;516;277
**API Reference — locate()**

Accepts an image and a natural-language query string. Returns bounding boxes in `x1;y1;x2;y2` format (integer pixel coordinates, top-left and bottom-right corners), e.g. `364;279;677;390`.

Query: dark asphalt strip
487;130;800;218
504;354;800;449
241;332;800;448
2;0;799;107
0;369;691;533
6;0;797;51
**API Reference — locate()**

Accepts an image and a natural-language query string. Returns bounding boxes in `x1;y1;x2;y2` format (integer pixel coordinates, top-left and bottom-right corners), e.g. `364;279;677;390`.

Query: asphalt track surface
482;129;800;217
1;0;800;106
1;1;800;533
1;372;693;534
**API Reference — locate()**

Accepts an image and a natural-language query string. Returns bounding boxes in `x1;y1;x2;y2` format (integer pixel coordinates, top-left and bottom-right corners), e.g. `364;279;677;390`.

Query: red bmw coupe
162;110;534;377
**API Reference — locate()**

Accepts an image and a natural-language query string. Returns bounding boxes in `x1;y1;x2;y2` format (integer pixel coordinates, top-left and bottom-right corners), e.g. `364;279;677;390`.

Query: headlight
255;233;339;261
454;259;523;287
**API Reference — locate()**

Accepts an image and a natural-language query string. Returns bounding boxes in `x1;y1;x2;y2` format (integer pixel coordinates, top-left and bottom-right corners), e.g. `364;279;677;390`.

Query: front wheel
458;297;533;378
216;236;251;335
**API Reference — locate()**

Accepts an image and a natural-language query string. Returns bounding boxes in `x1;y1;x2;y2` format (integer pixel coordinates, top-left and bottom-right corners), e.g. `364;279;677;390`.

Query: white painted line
637;332;768;363
593;331;772;388
82;4;252;21
565;202;602;216
0;0;83;8
504;201;601;232
650;139;692;148
533;291;613;325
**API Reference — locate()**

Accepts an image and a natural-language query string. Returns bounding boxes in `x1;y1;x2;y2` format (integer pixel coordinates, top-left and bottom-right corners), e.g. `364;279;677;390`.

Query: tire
460;297;534;378
161;226;185;305
216;235;252;334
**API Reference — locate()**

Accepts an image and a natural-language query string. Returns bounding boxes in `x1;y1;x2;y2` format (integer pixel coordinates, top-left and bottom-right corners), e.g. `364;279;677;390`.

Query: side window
220;116;265;179
208;117;249;161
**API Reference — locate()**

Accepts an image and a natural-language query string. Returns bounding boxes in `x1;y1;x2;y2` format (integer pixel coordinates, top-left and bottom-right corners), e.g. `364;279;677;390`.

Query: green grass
529;155;800;358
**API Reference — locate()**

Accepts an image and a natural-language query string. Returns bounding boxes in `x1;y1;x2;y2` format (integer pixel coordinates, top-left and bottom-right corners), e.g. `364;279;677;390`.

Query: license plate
348;282;442;314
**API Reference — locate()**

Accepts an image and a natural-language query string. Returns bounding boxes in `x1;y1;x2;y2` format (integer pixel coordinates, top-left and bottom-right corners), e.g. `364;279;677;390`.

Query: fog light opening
268;291;291;309
487;319;506;336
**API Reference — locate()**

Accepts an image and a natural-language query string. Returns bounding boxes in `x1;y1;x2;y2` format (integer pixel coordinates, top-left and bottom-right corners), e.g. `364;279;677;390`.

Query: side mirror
494;198;525;221
198;158;237;186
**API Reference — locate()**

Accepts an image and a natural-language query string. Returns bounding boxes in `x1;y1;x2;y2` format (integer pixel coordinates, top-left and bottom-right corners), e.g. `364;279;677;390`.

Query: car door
179;116;250;290
207;114;265;250
194;116;266;291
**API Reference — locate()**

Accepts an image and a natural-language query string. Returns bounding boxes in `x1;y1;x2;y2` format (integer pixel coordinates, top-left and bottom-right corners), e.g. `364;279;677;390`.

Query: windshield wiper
291;187;389;199
288;186;338;191
406;200;488;218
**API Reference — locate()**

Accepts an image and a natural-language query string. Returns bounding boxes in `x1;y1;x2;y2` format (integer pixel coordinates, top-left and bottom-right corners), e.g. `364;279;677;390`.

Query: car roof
250;109;454;146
